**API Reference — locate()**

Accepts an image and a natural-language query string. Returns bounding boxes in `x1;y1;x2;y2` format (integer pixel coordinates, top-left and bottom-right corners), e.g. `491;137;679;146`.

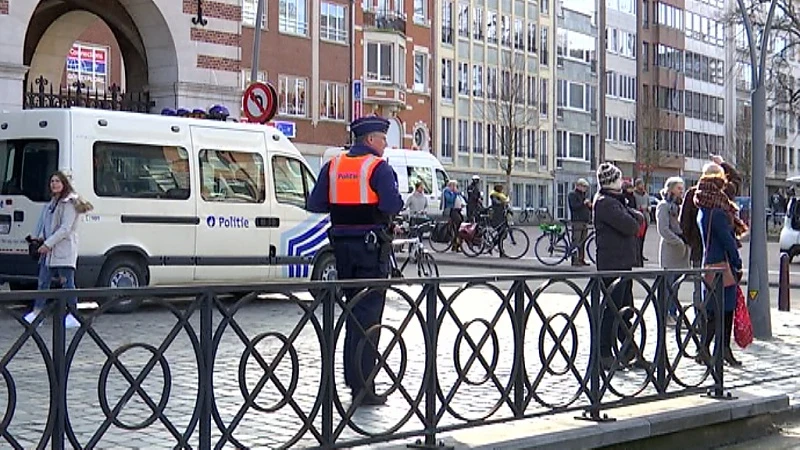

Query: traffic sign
242;82;278;124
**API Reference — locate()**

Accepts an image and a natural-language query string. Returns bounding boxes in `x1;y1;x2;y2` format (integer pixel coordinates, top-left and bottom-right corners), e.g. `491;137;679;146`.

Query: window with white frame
242;0;267;28
487;67;498;99
279;0;308;35
366;42;394;82
501;15;511;46
414;52;427;92
472;64;483;96
557;130;589;160
526;129;537;159
441;117;454;158
487;123;497;154
442;58;454;100
527;22;537;52
442;1;454;44
473;7;484;39
458;62;469;95
487;11;498;43
320;81;347;121
240;69;267;89
539;130;548;166
558;80;588;111
527;75;536;106
320;2;347;43
458;3;470;37
413;0;427;23
605;116;636;144
606;28;636;58
278;75;307;116
458;120;469;153
473;121;484;153
556;29;596;63
605;71;636;101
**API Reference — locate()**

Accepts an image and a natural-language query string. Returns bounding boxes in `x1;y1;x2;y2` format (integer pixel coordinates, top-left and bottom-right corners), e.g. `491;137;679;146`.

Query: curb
433;257;800;289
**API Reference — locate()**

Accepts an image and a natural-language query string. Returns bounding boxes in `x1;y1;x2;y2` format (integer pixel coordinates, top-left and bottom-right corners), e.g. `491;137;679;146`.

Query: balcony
363;10;406;34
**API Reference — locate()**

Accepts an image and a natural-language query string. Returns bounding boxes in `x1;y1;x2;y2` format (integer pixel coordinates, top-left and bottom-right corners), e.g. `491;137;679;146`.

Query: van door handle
255;217;280;228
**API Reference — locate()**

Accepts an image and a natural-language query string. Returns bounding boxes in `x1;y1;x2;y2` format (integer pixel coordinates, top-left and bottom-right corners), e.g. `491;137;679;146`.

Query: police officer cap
161;108;177;116
350;116;390;139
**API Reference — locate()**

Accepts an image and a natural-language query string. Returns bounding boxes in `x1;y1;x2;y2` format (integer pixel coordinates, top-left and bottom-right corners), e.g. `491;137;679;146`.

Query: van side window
93;142;190;200
435;169;448;194
199;150;265;203
407;166;433;194
0;139;59;202
273;156;315;208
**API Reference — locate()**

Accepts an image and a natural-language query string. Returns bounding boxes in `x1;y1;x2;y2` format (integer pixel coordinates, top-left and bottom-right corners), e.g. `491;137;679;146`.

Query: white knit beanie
596;163;622;191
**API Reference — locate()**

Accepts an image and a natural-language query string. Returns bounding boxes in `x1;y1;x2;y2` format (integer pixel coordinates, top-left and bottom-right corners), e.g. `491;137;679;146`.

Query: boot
723;348;742;367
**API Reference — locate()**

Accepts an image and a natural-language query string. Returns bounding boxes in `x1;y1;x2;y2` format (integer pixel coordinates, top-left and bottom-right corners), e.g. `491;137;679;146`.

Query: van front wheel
310;252;339;300
98;256;146;314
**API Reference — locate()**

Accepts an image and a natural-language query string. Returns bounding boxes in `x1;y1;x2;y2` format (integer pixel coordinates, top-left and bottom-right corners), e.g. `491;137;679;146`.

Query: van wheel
310;252;339;300
98;257;146;314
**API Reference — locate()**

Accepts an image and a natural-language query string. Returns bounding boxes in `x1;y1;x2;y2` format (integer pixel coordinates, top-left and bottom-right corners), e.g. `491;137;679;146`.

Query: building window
540;79;548;116
242;0;267;28
526;129;537;159
558;80;588;111
557;29;596;63
527;22;537;52
487;67;498;99
278;75;307;116
442;1;454;44
655;2;683;31
458;3;470;38
473;121;484;153
66;43;109;92
472;64;483;96
414;52;428;92
442;58;454;100
366;42;394;83
320;81;347;121
320;2;347;43
458;120;469;153
514;18;524;50
557;131;589;160
414;0;427;23
606;27;636;58
279;0;308;36
240;69;267;90
540;27;549;65
441;117;454;158
488;11;498;44
541;0;549;15
487;123;497;154
458;62;469;95
527;75;537;106
473;7;484;40
540;130;548;166
501;15;511;46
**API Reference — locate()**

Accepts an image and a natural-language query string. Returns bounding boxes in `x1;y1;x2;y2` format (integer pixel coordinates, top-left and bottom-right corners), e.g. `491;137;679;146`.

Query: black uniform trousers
333;235;389;393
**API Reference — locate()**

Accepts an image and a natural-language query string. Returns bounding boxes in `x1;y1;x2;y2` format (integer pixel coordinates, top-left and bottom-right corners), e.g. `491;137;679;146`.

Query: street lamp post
736;0;777;339
250;0;267;84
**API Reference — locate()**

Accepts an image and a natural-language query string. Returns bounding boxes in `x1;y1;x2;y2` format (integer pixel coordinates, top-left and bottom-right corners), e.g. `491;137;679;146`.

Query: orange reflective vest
328;153;381;205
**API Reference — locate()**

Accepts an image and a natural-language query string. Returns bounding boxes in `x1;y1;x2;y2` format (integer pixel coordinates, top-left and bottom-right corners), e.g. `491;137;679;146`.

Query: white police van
323;147;449;216
0;108;334;311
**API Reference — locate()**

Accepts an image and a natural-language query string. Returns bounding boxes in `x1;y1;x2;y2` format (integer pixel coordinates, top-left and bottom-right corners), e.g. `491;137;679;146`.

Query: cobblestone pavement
1;277;800;449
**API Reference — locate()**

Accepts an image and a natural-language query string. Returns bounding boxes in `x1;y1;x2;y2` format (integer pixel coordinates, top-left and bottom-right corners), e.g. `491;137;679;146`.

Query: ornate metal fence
0;269;725;449
22;75;153;113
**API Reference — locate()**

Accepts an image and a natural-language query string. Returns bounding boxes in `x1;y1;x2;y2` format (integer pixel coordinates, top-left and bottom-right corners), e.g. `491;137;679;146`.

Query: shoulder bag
702;210;737;288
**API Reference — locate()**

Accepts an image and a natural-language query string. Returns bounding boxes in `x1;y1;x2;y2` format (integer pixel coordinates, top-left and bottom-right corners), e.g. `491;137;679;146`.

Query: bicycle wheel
585;233;597;265
417;252;439;277
534;233;568;266
460;229;486;257
500;227;530;260
427;224;453;253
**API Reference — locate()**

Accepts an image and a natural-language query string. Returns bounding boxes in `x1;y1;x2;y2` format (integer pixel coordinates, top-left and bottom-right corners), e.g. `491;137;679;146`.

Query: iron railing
0;270;725;449
23;75;154;113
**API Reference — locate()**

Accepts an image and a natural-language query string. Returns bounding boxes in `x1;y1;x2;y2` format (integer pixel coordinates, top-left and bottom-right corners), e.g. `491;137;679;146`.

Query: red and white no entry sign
242;82;278;124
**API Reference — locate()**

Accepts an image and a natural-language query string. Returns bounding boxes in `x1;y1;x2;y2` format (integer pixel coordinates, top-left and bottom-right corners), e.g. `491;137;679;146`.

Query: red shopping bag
636;219;647;239
734;286;753;349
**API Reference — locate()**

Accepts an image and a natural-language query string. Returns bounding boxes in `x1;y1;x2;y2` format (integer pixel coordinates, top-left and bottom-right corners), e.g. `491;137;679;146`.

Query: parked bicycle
459;206;530;259
533;220;597;266
391;220;439;278
517;204;537;223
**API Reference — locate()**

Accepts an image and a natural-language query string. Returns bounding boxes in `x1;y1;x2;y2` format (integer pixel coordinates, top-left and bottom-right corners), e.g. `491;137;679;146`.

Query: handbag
701;211;737;288
25;236;41;262
734;286;753;348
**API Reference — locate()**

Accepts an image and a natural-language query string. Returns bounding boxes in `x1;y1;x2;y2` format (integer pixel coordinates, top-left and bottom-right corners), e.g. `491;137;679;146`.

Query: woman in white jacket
24;171;92;328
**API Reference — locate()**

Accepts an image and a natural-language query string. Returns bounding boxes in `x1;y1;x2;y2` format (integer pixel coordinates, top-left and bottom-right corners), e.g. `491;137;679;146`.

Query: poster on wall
65;43;109;91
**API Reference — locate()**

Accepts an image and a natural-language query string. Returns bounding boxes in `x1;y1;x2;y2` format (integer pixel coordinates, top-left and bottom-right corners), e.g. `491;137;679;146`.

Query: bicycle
460;206;530;259
390;222;439;278
533;220;597;266
517;204;537;224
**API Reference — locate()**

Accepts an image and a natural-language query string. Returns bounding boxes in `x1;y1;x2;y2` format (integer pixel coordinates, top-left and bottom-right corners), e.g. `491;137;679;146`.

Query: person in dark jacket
568;178;592;266
680;155;742;267
695;164;747;367
466;175;482;222
593;163;647;371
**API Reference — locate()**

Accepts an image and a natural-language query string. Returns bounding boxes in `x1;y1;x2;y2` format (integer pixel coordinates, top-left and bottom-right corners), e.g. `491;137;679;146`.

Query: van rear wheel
98;256;146;314
310;252;340;300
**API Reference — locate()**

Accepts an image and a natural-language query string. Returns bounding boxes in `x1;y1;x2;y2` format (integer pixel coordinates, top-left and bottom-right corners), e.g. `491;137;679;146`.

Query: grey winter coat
593;190;642;271
36;193;92;268
656;199;690;269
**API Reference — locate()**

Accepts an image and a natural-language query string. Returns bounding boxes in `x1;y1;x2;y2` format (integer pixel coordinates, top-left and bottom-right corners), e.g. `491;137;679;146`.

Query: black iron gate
22;75;154;113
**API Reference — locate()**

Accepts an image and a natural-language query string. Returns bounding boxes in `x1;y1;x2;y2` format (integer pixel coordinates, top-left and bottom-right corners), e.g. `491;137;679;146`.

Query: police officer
307;116;403;406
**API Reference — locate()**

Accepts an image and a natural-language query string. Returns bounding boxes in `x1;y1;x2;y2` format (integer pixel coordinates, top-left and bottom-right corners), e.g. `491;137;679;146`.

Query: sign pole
250;0;266;83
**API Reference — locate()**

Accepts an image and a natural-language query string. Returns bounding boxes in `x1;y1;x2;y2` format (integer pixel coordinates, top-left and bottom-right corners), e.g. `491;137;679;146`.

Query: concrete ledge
376;390;789;449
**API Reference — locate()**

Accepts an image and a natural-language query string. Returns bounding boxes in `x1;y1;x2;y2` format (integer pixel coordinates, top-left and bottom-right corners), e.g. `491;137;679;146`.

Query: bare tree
636;95;661;188
477;53;542;191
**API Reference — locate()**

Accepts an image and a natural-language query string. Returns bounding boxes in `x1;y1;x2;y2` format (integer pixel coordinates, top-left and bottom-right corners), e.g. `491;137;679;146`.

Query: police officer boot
351;388;386;406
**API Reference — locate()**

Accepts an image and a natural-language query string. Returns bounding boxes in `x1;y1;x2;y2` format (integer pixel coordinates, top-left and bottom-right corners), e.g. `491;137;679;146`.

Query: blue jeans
34;262;77;311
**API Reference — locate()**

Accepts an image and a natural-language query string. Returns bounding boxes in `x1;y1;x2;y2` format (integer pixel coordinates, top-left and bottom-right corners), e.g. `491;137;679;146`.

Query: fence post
779;253;791;311
199;293;213;450
424;281;439;446
513;281;525;416
51;295;66;450
656;274;668;394
712;273;725;398
321;286;335;447
580;276;606;421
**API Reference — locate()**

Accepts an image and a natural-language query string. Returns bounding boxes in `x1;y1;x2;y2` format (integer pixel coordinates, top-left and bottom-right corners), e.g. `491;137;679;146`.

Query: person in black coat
568;178;592;266
593;163;647;371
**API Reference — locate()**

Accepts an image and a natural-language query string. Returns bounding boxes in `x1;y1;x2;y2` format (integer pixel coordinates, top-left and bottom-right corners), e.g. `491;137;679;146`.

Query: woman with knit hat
695;162;747;367
593;162;648;370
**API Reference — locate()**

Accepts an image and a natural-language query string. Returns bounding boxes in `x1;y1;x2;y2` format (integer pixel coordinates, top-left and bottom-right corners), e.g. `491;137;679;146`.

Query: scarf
694;176;748;239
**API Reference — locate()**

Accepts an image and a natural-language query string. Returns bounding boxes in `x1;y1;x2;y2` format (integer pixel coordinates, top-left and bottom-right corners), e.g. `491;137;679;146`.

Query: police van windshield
0;139;59;202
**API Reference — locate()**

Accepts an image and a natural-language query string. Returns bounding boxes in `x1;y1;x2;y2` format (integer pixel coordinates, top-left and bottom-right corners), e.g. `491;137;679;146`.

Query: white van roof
788;176;800;185
0;108;302;158
322;146;442;164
